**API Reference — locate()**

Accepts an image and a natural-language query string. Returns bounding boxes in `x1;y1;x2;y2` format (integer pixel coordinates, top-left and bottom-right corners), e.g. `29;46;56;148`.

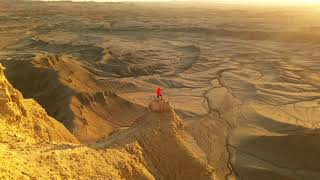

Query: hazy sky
65;0;320;4
213;0;320;4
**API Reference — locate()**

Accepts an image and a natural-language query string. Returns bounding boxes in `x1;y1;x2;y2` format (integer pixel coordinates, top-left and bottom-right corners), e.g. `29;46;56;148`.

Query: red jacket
156;88;162;96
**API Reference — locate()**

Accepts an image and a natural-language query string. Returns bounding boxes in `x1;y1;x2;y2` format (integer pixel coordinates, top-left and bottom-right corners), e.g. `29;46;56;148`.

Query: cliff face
96;99;216;180
0;65;216;179
0;63;151;179
3;54;147;143
0;64;78;144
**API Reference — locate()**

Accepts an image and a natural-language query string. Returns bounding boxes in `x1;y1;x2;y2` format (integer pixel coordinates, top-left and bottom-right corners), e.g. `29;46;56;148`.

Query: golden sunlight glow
220;0;320;5
56;0;320;3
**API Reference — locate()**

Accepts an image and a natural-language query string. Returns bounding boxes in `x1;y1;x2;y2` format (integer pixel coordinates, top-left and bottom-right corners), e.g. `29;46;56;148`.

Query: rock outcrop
0;63;78;144
0;66;216;179
148;98;172;113
97;99;216;180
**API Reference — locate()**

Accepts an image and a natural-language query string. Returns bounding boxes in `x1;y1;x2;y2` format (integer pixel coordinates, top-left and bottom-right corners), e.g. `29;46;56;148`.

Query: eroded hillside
0;65;216;179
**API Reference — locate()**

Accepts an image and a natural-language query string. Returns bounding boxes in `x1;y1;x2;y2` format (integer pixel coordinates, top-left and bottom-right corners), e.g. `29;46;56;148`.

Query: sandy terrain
0;68;214;179
0;1;319;179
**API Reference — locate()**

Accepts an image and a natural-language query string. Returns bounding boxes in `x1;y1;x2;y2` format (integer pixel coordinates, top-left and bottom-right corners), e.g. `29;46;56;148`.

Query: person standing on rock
156;87;162;100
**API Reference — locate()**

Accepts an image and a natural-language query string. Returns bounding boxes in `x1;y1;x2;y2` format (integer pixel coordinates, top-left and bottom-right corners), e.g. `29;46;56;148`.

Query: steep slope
96;99;216;180
0;63;154;179
0;67;216;179
0;63;78;144
2;54;146;143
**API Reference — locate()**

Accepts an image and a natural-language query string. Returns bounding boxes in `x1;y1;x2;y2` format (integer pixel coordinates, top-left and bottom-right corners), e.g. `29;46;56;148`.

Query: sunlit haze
45;0;320;5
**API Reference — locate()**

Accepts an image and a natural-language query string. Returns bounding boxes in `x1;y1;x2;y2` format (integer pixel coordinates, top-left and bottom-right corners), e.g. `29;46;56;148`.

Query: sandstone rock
148;99;172;113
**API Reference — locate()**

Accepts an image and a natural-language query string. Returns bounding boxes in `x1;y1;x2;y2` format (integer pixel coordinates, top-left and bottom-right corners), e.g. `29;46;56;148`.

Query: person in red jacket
156;87;162;99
